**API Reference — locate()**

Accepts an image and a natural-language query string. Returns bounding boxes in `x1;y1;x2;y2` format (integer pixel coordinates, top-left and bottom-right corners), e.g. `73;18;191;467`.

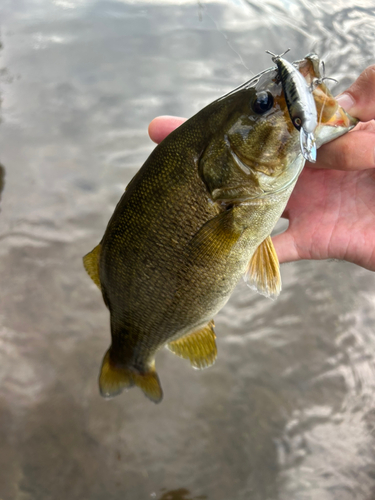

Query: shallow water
1;1;375;499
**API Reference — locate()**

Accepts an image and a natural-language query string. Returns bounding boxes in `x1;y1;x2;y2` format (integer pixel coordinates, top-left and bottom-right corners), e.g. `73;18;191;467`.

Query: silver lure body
267;50;318;163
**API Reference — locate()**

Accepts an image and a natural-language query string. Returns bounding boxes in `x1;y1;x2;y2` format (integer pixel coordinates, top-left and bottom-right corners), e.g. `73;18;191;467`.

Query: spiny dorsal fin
244;235;281;299
83;244;102;289
167;321;217;369
99;349;163;404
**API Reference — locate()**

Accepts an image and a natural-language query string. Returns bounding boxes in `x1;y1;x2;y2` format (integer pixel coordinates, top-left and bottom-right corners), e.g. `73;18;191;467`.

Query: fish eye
252;91;274;114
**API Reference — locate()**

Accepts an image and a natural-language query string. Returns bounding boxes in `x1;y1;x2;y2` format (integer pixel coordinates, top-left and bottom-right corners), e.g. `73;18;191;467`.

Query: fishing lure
301;53;338;90
266;49;317;163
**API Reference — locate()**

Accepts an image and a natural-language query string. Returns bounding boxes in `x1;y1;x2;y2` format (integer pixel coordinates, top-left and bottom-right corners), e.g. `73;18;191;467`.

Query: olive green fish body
84;56;357;403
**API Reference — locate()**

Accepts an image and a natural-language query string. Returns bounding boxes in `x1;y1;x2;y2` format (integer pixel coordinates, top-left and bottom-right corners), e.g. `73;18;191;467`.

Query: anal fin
244;235;281;299
99;349;163;404
83;244;102;289
167;321;217;369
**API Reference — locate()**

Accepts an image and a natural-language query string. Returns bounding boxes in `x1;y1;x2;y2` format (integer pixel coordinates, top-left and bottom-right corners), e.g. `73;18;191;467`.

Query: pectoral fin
245;235;281;299
99;349;163;403
83;244;102;289
167;321;217;369
187;209;242;263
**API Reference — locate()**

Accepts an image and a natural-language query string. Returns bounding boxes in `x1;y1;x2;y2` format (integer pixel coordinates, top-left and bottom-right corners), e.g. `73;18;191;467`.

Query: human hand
148;66;375;271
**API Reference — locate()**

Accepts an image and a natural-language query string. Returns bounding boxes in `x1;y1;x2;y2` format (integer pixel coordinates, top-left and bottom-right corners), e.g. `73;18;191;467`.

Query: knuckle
351;65;375;95
363;65;375;82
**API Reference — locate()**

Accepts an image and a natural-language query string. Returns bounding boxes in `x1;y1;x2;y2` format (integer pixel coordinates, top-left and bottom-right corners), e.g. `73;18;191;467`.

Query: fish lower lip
315;108;358;147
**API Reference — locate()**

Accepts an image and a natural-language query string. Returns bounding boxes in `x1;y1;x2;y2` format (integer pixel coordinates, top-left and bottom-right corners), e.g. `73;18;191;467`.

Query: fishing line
198;0;251;73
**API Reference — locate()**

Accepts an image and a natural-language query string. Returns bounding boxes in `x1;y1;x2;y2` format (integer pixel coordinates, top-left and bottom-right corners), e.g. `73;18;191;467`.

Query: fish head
201;54;357;203
203;69;306;201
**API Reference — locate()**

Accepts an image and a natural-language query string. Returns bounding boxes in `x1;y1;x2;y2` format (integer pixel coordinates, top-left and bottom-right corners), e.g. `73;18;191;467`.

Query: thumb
148;116;186;144
272;230;301;265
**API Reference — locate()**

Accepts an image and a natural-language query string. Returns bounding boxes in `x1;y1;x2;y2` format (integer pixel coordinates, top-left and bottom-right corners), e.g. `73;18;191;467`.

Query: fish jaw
315;105;358;147
295;53;358;148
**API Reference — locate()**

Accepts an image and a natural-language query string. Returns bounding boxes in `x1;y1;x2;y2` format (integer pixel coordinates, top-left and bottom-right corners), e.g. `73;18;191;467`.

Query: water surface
1;1;375;499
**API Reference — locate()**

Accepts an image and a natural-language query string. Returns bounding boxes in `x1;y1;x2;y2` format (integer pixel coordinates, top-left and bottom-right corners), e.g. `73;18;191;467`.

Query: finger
336;65;375;122
312;126;375;170
272;230;302;265
148;116;186;144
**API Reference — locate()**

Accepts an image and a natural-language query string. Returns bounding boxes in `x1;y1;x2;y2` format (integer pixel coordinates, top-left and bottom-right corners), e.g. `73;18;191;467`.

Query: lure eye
293;117;302;130
252;91;274;114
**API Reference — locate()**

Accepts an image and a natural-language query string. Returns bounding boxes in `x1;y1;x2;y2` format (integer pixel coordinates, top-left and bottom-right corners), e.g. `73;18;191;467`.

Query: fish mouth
315;103;358;147
295;53;358;144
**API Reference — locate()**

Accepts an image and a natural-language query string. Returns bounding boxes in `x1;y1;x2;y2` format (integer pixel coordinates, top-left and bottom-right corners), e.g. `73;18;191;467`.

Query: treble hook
311;61;338;90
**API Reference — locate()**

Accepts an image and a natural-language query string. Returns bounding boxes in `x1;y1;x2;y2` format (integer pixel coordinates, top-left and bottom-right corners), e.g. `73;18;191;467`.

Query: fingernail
336;93;355;112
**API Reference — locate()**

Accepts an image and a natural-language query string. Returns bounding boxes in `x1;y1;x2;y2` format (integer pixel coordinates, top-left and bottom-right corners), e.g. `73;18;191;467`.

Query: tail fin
99;349;163;404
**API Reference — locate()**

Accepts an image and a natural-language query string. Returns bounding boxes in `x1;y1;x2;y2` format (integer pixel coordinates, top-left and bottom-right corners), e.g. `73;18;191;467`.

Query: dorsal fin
83;244;102;289
167;321;217;369
244;235;281;299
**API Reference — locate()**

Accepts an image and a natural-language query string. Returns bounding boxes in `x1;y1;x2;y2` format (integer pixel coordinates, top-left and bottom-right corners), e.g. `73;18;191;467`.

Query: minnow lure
266;49;317;163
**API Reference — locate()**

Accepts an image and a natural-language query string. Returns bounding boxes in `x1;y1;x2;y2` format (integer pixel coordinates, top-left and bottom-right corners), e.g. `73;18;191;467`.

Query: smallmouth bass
84;53;357;403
